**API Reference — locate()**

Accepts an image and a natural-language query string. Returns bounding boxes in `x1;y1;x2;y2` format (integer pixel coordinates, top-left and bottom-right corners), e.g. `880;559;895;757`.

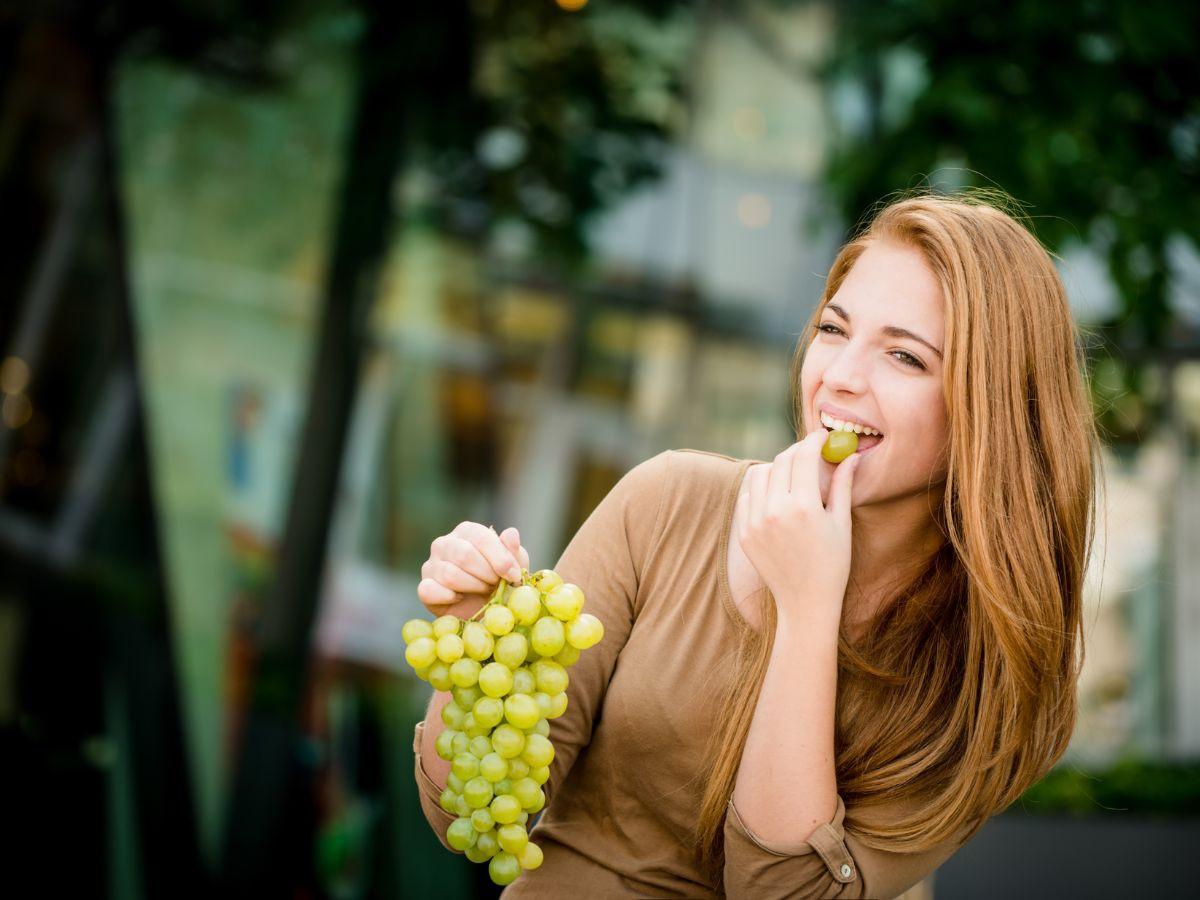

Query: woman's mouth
821;424;884;455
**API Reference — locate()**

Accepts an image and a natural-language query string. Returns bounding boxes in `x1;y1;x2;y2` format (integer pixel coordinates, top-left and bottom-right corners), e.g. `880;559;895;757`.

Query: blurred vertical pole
218;3;474;895
95;51;210;898
0;11;208;898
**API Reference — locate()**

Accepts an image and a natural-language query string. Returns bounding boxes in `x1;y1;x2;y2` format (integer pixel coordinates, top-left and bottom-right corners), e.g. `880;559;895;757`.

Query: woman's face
800;239;949;508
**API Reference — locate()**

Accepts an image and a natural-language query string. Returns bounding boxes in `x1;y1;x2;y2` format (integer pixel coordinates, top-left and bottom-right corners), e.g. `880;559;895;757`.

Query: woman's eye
815;322;925;370
892;350;925;370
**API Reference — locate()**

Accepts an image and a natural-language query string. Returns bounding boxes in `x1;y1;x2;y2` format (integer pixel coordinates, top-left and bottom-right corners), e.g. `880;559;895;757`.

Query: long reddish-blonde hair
695;188;1103;880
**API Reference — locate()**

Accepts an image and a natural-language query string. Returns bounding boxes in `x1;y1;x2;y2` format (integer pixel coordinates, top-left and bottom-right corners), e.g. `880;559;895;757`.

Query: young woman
413;190;1101;898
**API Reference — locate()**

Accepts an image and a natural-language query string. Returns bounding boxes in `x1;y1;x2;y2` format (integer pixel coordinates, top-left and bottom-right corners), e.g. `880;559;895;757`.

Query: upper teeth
820;411;881;436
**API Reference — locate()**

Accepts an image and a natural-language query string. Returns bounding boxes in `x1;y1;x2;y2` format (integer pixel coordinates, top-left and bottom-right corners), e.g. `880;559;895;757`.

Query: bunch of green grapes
402;567;604;887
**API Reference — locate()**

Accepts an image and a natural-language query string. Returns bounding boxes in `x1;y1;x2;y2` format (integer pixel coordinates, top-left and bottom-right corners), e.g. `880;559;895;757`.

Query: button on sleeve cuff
725;793;858;895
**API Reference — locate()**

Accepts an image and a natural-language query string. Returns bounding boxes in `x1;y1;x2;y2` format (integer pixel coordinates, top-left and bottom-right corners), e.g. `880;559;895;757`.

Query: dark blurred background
1;1;1197;898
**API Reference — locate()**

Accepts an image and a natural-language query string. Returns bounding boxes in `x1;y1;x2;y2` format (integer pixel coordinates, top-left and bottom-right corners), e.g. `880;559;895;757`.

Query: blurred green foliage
816;0;1200;443
112;0;693;262
1015;757;1200;816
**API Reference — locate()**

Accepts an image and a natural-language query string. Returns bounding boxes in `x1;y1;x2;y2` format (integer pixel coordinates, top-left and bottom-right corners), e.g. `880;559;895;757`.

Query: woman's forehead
830;243;944;334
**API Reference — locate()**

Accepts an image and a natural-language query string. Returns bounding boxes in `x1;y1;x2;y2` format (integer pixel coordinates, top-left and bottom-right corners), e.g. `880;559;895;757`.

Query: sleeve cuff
726;793;858;885
413;720;458;849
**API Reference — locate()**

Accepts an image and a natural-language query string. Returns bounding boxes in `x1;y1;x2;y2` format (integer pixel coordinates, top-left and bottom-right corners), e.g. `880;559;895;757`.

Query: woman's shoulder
613;449;752;525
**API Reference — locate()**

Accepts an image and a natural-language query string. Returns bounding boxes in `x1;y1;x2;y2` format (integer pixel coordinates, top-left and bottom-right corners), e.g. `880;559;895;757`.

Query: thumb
827;453;859;522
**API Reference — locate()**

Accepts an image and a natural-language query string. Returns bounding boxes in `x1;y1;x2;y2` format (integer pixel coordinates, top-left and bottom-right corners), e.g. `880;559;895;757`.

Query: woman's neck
844;492;945;631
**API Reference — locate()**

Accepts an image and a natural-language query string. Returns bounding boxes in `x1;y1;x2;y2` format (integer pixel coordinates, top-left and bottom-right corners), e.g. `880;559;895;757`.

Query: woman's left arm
726;593;972;898
725;615;975;896
725;433;974;897
732;595;841;852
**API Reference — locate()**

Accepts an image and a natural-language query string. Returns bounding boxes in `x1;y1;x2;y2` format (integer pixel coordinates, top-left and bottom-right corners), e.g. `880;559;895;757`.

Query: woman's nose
822;346;870;392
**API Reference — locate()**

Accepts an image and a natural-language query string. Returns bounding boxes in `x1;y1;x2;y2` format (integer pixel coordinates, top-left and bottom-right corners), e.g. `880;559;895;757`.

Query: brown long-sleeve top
414;449;974;898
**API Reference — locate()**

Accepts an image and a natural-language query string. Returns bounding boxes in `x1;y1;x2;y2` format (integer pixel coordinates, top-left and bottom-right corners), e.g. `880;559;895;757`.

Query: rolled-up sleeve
724;793;974;899
413;719;459;854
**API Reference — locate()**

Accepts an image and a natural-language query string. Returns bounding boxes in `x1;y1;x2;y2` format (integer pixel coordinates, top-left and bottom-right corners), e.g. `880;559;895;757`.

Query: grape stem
466;569;529;622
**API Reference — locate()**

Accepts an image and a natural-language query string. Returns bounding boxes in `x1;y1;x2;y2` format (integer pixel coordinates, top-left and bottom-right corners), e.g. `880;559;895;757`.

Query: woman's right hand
417;522;531;621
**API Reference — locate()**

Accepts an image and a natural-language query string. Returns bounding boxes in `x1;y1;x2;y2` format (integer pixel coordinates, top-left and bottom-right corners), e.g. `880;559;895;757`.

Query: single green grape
507;586;542;625
533;660;568;696
491;724;526;759
479;752;509;783
405;637;437;670
450;658;481;688
565;613;603;650
530;568;563;593
472;696;505;730
453;794;472;817
511;777;540;809
489;794;522;826
506;758;530;780
462;713;488;739
488;851;521;886
531;616;566;656
451;732;470;756
504;694;540;730
469;735;492;759
497;823;528;856
521;733;554;768
452;685;482;711
519;841;544;871
479;662;514;698
461;621;495;660
529;765;549;786
441;702;466;730
511;666;536;696
525;718;549;738
525;787;546;814
446;817;477;851
432;615;461;638
463;776;495;809
494;633;529;669
402;618;433;643
544;583;584;622
435;729;458;761
470;807;495;833
436;633;465;664
553;643;581;667
547;691;568;719
531;692;553;719
821;429;859;464
483;604;515;636
475;828;499;859
492;778;513;797
452;752;480;781
438;788;458;814
465;843;493;864
427;662;454;692
447;772;466;793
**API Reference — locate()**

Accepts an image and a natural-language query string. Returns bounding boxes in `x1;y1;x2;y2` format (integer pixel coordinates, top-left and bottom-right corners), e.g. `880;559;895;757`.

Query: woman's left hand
736;427;860;628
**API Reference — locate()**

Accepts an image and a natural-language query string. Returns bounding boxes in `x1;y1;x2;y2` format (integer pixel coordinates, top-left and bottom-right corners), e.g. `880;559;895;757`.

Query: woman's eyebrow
825;303;943;359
